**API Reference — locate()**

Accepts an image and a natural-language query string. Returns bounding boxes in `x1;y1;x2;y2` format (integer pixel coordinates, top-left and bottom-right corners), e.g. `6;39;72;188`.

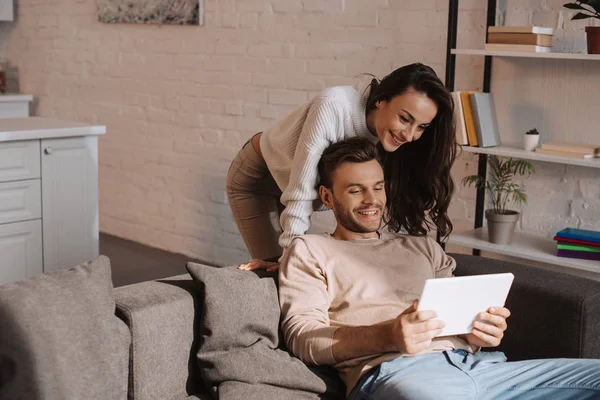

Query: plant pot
485;209;520;245
586;26;600;54
523;134;539;152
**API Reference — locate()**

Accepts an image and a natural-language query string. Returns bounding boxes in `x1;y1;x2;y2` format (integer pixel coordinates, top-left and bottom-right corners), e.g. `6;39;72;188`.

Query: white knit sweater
260;82;379;249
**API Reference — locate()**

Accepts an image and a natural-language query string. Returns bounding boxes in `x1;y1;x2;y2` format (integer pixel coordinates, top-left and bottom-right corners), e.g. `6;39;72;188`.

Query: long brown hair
366;63;457;240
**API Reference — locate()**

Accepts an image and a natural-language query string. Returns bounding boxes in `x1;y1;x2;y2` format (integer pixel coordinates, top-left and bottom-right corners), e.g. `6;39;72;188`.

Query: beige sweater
259;81;378;249
279;233;474;396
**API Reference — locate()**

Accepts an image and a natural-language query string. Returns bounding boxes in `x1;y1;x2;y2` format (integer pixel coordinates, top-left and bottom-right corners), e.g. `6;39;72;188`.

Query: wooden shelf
460;145;600;169
449;228;600;274
452;48;600;60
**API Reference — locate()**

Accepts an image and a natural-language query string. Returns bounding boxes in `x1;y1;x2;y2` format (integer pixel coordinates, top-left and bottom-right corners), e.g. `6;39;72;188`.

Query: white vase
524;134;539;152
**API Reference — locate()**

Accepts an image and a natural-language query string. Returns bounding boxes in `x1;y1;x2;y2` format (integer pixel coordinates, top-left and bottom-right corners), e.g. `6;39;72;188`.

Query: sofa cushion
186;262;345;400
0;256;130;400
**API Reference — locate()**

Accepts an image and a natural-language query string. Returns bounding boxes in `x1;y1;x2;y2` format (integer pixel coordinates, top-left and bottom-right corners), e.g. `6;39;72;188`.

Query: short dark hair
318;137;382;189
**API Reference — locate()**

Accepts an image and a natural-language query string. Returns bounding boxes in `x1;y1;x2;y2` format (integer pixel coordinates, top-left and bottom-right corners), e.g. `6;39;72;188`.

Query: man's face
321;159;386;234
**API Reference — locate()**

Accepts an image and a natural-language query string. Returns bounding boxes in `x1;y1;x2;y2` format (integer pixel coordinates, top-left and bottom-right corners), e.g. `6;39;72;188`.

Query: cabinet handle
44;147;52;155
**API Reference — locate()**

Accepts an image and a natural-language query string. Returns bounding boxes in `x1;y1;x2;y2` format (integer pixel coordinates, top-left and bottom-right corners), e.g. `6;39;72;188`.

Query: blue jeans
348;350;600;400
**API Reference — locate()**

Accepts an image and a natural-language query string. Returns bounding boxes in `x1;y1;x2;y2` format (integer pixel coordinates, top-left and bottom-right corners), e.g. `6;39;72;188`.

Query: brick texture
1;0;598;266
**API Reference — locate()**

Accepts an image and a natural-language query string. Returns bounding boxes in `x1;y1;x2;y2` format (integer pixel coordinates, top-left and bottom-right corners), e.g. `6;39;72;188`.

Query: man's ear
319;185;333;209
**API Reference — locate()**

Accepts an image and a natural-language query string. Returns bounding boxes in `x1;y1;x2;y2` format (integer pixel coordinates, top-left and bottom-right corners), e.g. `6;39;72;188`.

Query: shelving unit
461;145;600;169
451;48;600;60
451;229;600;274
444;0;600;274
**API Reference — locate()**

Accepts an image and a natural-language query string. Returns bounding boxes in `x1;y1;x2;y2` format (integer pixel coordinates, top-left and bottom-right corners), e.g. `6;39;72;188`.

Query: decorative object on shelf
536;140;599;158
563;1;600;54
470;92;502;148
555;227;600;261
486;26;554;52
524;128;540;151
462;156;535;245
451;92;469;145
97;0;204;25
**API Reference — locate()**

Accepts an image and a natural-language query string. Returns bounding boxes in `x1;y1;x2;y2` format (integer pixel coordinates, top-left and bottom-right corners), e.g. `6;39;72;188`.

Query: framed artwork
97;0;204;25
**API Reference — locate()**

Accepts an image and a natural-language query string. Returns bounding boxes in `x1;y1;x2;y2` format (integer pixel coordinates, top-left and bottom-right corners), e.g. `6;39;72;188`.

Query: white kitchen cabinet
0;0;13;21
0;220;43;285
0;95;33;118
0;117;105;285
41;136;99;273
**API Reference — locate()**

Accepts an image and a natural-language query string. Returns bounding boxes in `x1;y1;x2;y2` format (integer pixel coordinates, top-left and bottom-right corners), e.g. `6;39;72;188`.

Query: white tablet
417;273;514;337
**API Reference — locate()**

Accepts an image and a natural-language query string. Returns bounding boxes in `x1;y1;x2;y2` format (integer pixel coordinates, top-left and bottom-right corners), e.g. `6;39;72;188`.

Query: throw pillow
185;262;345;399
0;256;130;400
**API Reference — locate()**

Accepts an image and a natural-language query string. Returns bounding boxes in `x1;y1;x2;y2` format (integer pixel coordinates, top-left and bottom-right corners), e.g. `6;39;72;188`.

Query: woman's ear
319;186;333;209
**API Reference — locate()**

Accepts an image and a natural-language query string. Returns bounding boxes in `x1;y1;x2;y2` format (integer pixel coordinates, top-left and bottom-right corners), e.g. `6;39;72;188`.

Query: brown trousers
226;139;284;260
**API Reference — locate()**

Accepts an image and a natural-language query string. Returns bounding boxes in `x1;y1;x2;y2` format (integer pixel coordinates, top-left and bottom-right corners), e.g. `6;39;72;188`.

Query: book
459;91;478;147
541;141;600;156
556;228;600;244
484;43;552;53
557;249;600;261
557;243;600;253
487;32;552;47
535;148;595;159
554;236;600;248
488;26;554;35
451;91;469;145
470;92;501;148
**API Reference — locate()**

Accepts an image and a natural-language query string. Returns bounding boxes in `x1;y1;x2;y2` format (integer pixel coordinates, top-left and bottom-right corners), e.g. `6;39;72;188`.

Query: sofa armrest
114;274;208;400
451;253;600;361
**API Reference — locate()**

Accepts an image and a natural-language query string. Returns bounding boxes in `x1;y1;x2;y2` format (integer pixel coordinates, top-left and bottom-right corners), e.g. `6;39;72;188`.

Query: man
278;137;600;399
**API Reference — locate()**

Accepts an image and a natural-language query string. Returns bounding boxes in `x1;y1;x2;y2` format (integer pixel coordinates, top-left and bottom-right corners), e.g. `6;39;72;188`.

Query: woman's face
371;88;438;152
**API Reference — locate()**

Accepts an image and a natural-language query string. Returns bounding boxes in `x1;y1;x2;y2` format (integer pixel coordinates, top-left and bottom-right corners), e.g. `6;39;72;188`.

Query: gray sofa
113;253;600;399
2;254;600;400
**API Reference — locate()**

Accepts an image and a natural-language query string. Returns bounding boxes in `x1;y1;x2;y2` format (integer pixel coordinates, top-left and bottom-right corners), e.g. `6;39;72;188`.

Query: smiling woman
227;63;458;271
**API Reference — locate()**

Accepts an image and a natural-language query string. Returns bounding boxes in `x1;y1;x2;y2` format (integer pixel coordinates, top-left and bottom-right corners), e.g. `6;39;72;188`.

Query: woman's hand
238;259;280;272
461;306;511;348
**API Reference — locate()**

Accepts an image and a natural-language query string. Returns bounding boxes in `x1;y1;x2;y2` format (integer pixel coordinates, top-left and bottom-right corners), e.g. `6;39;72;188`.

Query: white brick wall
1;0;598;266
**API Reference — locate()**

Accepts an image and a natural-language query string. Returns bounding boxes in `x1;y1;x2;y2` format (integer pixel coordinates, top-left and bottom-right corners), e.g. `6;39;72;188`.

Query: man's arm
332;300;444;362
279;239;444;365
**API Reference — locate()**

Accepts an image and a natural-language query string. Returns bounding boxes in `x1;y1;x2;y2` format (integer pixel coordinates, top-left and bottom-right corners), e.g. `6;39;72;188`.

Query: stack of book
485;26;554;53
451;91;501;148
555;228;600;261
536;142;600;159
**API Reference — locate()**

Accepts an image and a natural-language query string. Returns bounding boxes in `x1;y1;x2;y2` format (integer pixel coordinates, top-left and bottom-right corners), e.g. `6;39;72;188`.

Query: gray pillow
0;256;130;400
185;262;345;400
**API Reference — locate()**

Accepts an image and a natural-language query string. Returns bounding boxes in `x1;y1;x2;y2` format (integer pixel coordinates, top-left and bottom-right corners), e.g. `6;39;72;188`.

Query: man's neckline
328;230;382;241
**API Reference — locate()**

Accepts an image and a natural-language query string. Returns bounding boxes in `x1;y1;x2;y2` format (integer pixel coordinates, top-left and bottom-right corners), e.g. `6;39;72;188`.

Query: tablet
417;273;514;337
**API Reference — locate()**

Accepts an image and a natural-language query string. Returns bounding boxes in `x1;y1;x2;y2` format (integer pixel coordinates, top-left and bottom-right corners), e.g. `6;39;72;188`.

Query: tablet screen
417;273;514;337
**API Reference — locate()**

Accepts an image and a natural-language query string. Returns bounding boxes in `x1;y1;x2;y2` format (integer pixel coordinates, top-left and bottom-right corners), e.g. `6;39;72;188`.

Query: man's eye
350;190;361;194
375;187;384;191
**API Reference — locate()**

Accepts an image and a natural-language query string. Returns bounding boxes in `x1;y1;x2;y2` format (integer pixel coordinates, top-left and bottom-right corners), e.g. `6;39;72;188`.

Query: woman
226;62;457;271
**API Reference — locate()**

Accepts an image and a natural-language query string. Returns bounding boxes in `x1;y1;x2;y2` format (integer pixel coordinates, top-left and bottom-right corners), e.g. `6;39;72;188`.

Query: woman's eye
400;116;409;123
375;187;384;191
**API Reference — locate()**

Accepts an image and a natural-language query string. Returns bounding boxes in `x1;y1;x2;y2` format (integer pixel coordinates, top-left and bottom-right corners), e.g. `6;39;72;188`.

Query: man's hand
461;307;511;348
389;300;445;355
238;259;279;272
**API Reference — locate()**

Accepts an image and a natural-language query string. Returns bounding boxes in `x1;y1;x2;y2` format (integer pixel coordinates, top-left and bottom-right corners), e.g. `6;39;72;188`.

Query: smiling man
278;137;600;400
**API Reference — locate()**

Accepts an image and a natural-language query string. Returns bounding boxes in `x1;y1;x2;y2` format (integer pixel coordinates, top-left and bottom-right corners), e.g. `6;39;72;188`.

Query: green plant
525;128;539;135
462;156;535;215
563;1;600;20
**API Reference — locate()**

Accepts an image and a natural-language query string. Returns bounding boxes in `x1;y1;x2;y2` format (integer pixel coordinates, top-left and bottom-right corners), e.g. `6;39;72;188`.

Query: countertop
0;117;106;142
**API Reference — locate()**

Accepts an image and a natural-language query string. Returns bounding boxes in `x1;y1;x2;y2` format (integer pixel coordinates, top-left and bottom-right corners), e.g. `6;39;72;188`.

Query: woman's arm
278;98;343;249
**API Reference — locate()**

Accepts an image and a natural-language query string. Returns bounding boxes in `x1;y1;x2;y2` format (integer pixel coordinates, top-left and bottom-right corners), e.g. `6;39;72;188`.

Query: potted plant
524;128;540;151
563;1;600;54
462;156;535;245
